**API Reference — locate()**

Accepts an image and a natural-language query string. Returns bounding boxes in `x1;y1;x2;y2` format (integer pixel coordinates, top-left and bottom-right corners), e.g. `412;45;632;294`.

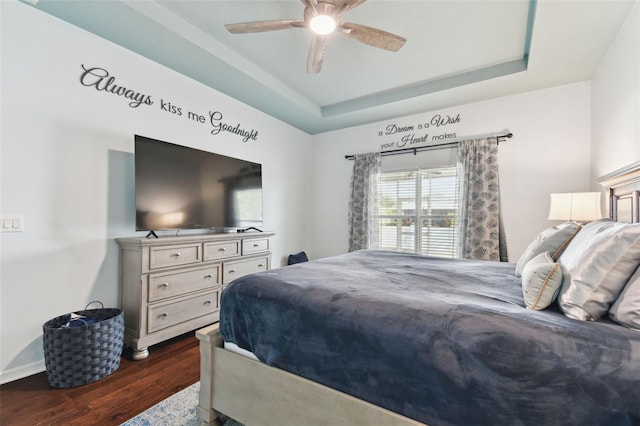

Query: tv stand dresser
116;232;273;360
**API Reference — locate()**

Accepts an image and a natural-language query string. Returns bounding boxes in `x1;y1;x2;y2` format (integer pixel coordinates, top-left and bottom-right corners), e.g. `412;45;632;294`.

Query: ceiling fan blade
301;0;319;15
225;19;304;34
306;36;327;73
340;22;406;52
342;0;367;12
335;0;368;18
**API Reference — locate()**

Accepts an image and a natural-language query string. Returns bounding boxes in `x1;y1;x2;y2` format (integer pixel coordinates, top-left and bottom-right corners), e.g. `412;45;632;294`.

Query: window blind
374;166;459;258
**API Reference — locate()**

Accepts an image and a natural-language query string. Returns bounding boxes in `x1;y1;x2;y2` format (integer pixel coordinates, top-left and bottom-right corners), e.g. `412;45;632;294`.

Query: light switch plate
1;214;23;232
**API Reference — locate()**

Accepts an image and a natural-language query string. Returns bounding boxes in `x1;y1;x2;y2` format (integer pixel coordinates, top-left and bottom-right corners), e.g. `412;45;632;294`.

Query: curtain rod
344;132;513;160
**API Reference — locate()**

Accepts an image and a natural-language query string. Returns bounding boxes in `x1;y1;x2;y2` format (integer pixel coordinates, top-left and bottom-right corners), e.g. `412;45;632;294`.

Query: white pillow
521;252;563;310
557;220;640;321
515;222;581;277
609;266;640;331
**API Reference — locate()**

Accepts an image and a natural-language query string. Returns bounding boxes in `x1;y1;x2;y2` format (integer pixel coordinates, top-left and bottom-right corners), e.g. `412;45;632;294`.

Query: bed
196;162;640;426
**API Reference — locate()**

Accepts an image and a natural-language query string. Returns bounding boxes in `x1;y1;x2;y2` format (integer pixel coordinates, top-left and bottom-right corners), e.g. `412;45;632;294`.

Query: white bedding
223;341;259;361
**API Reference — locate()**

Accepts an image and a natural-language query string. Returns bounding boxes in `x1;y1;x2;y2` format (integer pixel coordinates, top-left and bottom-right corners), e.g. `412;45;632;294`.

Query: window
374;166;459;257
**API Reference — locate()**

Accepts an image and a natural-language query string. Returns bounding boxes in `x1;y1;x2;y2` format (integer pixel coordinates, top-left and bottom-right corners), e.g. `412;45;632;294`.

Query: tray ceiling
27;0;635;134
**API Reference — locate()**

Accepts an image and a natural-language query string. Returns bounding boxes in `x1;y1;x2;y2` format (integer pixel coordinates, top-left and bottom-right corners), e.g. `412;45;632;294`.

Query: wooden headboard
598;161;640;223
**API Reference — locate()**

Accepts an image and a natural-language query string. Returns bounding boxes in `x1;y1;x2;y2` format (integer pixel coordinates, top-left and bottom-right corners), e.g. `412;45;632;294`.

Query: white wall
591;0;640;182
311;82;592;261
0;2;313;383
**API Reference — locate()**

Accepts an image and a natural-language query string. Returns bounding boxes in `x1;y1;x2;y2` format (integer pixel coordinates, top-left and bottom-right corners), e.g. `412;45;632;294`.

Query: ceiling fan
225;0;406;73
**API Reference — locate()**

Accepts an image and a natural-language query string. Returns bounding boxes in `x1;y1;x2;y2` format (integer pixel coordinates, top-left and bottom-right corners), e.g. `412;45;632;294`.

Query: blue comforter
220;250;640;426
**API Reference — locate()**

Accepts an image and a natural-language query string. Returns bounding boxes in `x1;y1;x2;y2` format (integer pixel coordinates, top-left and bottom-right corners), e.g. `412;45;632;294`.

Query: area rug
120;382;242;426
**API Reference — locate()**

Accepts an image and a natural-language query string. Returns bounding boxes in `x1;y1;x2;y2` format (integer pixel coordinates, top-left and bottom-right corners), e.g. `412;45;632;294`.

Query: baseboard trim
0;360;46;385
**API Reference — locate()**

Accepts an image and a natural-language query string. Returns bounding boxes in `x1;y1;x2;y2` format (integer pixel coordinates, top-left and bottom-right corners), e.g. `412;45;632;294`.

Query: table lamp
548;192;603;223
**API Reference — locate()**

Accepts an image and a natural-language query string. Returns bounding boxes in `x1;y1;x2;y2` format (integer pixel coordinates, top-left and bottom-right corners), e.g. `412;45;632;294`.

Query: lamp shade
548;192;603;222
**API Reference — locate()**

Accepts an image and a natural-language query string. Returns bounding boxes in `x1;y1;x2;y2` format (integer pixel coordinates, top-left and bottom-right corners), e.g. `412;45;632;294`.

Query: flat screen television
135;135;263;232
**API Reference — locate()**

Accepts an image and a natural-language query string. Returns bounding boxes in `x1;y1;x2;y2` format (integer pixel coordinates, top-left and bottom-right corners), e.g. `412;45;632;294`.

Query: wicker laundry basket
42;302;124;388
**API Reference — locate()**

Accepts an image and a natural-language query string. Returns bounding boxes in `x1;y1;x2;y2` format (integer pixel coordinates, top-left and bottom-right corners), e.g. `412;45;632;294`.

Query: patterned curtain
457;138;508;261
348;152;381;251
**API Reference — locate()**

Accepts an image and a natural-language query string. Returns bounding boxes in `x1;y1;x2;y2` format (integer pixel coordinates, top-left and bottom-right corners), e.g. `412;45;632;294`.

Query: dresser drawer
148;291;218;333
149;243;201;270
148;265;220;303
242;238;270;255
204;240;241;261
223;256;269;284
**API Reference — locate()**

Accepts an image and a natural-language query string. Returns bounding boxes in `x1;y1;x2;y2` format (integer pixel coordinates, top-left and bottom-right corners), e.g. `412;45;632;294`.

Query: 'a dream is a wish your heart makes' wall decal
78;64;260;142
376;113;462;151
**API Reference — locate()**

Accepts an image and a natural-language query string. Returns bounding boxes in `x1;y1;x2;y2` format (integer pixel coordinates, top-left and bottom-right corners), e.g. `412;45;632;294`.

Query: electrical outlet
0;215;23;232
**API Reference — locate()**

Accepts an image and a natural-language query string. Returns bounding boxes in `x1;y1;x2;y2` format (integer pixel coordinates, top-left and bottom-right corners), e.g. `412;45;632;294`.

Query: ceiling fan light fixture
309;15;336;35
226;0;406;73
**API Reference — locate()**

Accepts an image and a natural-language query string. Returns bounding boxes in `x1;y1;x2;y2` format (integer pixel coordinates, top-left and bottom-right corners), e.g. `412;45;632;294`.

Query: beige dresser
117;232;273;359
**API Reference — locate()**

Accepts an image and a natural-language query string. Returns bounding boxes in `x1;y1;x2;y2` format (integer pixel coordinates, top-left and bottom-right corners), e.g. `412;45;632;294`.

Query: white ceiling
29;0;635;134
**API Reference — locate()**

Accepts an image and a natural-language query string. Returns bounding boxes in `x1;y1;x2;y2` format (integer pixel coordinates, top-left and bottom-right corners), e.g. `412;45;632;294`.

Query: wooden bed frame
195;161;640;426
196;324;422;426
598;160;640;223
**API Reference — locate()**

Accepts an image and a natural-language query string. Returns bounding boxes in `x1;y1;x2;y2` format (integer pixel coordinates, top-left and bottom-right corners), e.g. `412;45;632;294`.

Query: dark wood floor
0;331;200;426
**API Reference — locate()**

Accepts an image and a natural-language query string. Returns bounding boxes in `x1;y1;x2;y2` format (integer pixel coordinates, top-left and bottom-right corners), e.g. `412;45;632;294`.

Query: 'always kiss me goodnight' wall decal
78;64;260;142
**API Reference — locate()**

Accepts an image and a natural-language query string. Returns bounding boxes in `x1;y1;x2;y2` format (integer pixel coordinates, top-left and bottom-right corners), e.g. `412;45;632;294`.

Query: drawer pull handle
161;282;170;288
205;300;212;305
160;313;168;319
258;264;265;268
253;243;260;247
219;247;226;251
204;274;213;279
228;269;236;273
173;252;181;257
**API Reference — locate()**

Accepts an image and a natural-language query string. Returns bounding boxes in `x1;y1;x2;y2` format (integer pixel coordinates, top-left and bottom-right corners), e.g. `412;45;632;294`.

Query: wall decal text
79;64;260;142
79;65;153;108
209;111;259;142
377;113;462;150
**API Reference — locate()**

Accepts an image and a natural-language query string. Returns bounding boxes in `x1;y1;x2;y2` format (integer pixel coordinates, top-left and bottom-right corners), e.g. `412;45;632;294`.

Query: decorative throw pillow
609;266;640;331
521;252;563;310
557;220;640;321
287;251;309;265
515;222;581;277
